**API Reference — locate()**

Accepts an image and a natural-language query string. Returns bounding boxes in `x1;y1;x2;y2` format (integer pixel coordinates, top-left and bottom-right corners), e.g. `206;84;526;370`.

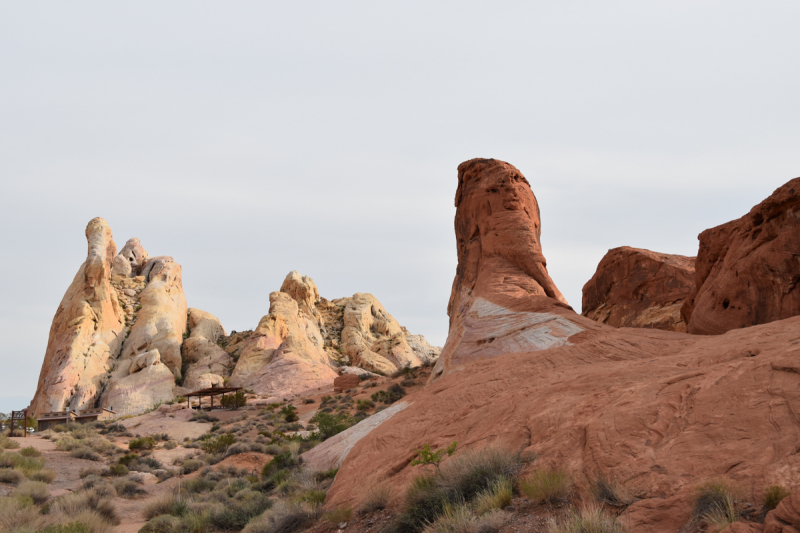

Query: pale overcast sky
1;2;798;411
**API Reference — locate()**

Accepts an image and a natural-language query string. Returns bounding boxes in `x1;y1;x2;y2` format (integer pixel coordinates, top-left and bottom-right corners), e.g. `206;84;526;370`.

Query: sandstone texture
764;492;800;532
682;178;800;335
582;246;695;332
333;374;361;393
29;218;125;415
324;161;800;533
31;221;190;417
181;308;233;391
230;271;440;399
431;158;588;382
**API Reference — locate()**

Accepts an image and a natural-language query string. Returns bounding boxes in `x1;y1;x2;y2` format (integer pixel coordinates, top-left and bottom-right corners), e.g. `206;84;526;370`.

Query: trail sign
10;410;27;437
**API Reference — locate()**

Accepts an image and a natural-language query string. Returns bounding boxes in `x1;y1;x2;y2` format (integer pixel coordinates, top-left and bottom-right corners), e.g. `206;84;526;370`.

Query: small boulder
333;374;360;393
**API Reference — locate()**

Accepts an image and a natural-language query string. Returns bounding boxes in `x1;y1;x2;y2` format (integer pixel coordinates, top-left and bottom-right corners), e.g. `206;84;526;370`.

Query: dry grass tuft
589;474;640;508
358;484;392;514
520;468;573;506
472;477;513;515
764;485;791;511
547;504;628;533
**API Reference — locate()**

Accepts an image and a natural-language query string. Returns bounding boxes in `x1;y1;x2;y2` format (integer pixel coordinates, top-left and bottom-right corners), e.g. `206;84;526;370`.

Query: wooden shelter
185;386;242;410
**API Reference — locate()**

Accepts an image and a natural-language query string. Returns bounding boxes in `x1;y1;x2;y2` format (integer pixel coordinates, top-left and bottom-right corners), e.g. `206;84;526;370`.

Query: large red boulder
682;178;800;335
582;247;695;332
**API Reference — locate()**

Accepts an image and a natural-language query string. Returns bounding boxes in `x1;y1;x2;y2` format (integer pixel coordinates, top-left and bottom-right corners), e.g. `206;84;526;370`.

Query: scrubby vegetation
693;479;744;531
764;485;790;511
520;468;573;506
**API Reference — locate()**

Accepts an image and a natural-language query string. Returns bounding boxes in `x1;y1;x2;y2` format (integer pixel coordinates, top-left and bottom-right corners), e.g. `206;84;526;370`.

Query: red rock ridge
582;246;695;332
682;177;800;335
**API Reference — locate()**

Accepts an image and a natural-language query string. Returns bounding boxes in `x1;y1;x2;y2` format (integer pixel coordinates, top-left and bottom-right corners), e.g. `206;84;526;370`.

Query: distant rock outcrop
29;218;125;415
682;178;800;334
31;220;189;416
582;247;695;332
230;271;440;399
431;158;589;381
181;308;233;392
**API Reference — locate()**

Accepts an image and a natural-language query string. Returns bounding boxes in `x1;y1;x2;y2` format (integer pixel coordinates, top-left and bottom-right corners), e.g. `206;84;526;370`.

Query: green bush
200;433;236;454
764;485;791;511
325;507;353;526
371;384;406;405
410;442;458;472
128;437;155;451
138;515;179;533
221;390;248;410
262;451;297;479
207;494;273;530
241;501;314;533
520;468;573;506
114;478;147;499
143;493;190;520
109;463;129;476
280;405;299;423
309;412;353;441
184;477;216;493
356;399;374;411
473;477;513;515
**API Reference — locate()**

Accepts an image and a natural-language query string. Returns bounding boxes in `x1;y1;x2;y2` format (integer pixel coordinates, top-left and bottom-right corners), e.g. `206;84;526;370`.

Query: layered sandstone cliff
582;247;695;332
682;177;800;335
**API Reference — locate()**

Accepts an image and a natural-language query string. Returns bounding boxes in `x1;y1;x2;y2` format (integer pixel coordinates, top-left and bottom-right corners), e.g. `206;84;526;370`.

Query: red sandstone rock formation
431;158;591;381
582;247;695;332
333;374;360;393
318;161;800;533
682;178;800;335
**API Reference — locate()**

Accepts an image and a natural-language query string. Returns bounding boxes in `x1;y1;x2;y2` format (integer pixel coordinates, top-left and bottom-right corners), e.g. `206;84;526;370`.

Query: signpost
10;410;27;438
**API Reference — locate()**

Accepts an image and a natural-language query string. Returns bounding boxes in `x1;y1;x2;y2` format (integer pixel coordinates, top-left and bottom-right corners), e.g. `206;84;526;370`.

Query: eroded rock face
230;291;337;399
115;256;187;379
582;247;695;332
432;158;589;381
31;219;190;416
230;272;440;398
764;492;800;533
29;218;125;415
181;308;233;391
682;178;800;335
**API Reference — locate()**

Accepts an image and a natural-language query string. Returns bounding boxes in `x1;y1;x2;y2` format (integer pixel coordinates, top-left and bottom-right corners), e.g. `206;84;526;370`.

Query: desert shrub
109;463;129;476
128;437;155;451
358;484;391;514
241;500;315;533
221;390;248;410
114;478;148;498
0;497;40;531
395;447;526;533
356;399;374;411
303;398;315;404
201;433;236;454
19;446;41;457
547;505;627;533
143;492;190;520
180;459;205;475
15;480;50;504
79;466;104;478
421;503;508;533
590;474;639;508
764;485;791;511
163;440;178;450
320;395;333;405
309;412;352;441
138;514;180;533
472;477;513;515
313;468;339;483
371;384;406;405
281;405;299;423
185;477;217;494
0;435;21;449
0;468;24;484
224;442;251;457
39;523;93;533
411;442;458;473
30;468;57;483
297;489;326;508
325;507;353;526
189;411;219;423
71;446;101;461
520;468;573;506
207;494;273;530
0;453;45;475
262;451;297;479
118;453;138;467
694;479;743;528
50;489;120;526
